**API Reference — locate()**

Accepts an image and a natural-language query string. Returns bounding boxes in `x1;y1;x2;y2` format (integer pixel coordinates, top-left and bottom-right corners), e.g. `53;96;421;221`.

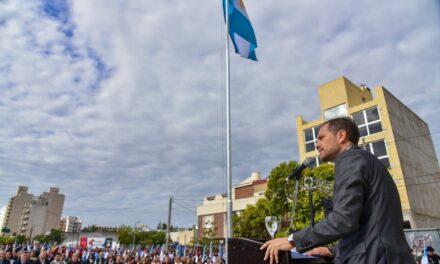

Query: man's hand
260;237;294;264
305;247;333;258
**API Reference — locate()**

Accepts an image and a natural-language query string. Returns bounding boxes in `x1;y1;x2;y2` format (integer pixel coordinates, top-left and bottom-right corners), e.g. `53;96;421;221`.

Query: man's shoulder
335;147;370;166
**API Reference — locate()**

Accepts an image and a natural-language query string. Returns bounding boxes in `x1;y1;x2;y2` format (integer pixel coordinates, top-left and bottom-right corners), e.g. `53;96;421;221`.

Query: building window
364;140;390;168
304;126;320;152
309;156;321;168
323;104;348;121
352;106;383;137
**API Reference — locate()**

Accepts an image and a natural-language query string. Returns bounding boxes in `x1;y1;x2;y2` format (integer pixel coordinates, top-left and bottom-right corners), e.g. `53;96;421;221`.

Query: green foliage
233;198;272;239
293;164;334;230
0;236;16;245
16;235;27;244
117;226;165;246
82;225;120;233
31;229;65;244
233;161;335;239
265;161;300;217
50;229;65;244
33;234;51;244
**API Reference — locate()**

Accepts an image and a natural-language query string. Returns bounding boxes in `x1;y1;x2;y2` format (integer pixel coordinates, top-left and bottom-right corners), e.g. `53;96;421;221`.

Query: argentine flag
223;0;258;61
421;246;429;264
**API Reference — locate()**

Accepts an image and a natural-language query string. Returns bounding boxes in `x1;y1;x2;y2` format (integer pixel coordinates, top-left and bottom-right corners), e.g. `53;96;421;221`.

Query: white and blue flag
223;0;258;61
421;246;429;264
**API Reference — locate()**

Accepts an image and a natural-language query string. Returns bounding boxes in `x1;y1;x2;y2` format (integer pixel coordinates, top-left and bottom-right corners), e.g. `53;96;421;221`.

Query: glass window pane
304;129;313;142
372;140;387;157
313;126;321;138
366;107;380;122
323;104;348;121
368;122;383;135
305;142;315;152
352;111;365;126
379;157;390;168
359;126;368;137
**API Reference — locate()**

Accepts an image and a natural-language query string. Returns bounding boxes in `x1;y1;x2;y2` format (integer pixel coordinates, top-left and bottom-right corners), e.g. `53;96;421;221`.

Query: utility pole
165;196;172;251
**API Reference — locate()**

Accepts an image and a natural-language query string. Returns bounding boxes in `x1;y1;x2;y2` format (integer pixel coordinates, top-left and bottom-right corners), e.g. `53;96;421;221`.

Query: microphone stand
288;175;301;232
304;177;316;226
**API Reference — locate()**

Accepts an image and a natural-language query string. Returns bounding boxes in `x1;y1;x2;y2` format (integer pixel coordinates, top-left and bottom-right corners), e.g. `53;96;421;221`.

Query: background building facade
3;186;33;235
170;229;195;246
296;76;440;228
2;186;65;237
60;216;82;233
197;172;267;239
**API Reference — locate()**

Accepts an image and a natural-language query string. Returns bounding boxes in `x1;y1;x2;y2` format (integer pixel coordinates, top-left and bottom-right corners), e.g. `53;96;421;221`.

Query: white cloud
0;0;439;227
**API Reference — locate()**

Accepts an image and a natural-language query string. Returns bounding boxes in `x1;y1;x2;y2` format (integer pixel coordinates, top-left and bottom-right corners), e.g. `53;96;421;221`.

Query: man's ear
338;130;348;144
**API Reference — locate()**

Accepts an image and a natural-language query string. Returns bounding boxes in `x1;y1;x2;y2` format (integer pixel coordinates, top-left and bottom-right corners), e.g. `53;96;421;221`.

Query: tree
34;234;51;244
233;161;334;239
117;226;166;246
157;222;167;231
233;198;272;239
15;235;27;244
31;229;65;245
50;229;65;244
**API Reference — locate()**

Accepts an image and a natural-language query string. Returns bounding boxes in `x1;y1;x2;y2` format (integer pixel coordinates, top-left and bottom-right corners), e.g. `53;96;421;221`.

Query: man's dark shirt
291;146;415;264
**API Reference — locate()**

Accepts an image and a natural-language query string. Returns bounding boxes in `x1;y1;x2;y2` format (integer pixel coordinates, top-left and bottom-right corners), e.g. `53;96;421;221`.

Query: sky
0;0;439;228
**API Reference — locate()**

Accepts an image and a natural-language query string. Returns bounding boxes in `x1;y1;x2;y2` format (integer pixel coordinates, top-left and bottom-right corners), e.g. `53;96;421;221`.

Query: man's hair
321;117;360;145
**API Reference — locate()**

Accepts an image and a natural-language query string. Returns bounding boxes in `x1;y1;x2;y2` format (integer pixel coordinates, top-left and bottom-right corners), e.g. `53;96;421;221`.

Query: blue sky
0;0;439;228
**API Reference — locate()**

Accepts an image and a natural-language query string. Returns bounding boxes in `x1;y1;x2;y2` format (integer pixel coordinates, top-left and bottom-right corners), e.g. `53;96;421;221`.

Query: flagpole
224;0;233;263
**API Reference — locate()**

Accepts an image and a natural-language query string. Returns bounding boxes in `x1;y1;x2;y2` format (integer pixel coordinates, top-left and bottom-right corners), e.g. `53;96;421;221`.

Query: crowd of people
412;246;440;264
0;244;225;264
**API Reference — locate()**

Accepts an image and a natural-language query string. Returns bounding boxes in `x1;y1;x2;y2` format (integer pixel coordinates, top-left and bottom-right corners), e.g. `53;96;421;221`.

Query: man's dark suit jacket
291;146;415;264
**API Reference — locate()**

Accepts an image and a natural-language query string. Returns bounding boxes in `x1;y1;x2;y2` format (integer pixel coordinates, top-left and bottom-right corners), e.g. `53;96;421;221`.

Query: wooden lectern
228;238;333;264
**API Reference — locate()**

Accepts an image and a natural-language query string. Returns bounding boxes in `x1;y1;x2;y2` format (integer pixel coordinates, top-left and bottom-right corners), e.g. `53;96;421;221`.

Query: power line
173;199;195;214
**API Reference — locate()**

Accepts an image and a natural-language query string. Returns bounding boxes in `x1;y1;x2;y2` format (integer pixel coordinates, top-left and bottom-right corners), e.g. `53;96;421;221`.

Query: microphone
285;157;315;181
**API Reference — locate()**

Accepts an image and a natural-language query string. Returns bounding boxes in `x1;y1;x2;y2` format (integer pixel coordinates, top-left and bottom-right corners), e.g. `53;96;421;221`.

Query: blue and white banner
222;0;258;61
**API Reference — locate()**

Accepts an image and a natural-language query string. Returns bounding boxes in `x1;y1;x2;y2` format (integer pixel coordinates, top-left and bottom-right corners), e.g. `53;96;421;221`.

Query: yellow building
296;76;440;228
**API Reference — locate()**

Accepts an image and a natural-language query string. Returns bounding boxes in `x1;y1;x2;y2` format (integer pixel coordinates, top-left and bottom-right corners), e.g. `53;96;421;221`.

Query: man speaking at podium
261;117;415;264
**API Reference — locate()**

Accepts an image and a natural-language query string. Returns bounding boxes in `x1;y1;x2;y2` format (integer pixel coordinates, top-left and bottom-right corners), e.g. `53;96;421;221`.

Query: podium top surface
228;238;333;264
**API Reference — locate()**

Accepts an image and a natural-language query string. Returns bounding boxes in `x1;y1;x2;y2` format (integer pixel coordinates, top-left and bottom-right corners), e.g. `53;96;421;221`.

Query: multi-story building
40;187;65;233
3;186;65;237
197;172;267;239
3;186;33;235
19;196;49;238
60;216;82;233
296;76;440;228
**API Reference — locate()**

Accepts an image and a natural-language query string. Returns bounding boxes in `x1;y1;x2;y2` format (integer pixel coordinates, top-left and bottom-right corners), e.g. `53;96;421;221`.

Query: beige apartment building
2;186;33;235
170;229;195;246
296;76;440;228
197;172;267;239
60;216;82;233
2;186;65;237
